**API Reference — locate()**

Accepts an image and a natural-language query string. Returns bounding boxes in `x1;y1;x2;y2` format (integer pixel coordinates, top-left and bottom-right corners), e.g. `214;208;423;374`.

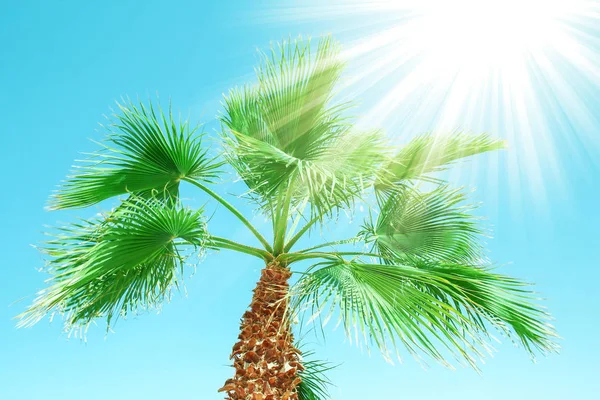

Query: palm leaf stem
273;186;294;255
184;178;272;252
296;237;363;253
283;214;321;253
282;251;382;264
209;236;272;260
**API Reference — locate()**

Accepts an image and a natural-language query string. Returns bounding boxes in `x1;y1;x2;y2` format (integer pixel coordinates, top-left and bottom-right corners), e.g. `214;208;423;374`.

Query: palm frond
220;36;387;217
297;350;336;400
400;257;559;355
362;185;483;264
50;99;220;210
376;133;506;192
18;196;208;331
293;259;557;369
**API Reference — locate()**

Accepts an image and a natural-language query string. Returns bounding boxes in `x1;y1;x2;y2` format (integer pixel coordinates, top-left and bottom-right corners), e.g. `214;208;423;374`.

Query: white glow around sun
412;0;561;63
259;0;600;215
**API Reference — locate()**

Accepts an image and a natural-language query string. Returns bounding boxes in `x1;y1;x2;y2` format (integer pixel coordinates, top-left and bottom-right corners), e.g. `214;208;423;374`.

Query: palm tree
18;36;557;400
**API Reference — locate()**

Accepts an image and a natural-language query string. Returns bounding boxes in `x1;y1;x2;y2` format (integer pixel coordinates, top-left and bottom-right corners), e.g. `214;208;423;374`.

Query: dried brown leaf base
219;261;303;400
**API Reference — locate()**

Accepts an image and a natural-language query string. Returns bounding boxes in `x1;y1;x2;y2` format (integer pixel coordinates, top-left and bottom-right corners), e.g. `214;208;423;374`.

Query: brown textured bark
219;261;303;400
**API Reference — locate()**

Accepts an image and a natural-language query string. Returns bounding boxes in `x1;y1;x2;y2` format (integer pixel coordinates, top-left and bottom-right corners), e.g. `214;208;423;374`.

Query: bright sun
412;0;561;67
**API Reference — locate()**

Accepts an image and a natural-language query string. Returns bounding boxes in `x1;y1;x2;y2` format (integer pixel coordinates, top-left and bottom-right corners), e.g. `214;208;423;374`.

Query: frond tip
376;132;506;191
18;196;209;331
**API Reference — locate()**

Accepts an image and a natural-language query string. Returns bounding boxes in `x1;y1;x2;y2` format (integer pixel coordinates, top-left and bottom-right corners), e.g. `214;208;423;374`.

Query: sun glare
263;0;597;214
411;0;560;68
257;0;599;214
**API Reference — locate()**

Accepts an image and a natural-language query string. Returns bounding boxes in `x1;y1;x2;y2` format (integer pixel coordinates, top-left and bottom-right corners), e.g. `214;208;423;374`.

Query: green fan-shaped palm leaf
50;100;220;210
376;133;506;192
220;37;387;217
362;185;483;264
293;259;557;369
18;196;208;330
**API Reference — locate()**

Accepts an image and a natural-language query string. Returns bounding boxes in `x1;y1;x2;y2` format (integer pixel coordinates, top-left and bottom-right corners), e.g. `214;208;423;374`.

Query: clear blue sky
1;1;599;399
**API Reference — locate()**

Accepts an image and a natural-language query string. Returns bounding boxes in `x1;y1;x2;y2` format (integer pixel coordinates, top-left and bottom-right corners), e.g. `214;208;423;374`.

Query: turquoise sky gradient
1;1;599;399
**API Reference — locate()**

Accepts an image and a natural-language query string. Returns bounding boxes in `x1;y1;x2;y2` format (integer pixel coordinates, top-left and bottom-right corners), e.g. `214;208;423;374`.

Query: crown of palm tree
18;36;558;399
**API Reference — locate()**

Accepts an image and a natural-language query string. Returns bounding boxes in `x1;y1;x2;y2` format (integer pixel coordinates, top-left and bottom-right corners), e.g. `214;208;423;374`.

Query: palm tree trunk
219;260;303;400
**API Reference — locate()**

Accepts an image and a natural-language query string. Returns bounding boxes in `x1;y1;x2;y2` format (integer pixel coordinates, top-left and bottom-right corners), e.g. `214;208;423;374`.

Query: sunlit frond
293;259;557;369
362;185;483;263
220;36;387;217
50;99;220;210
18;196;208;331
375;133;506;192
